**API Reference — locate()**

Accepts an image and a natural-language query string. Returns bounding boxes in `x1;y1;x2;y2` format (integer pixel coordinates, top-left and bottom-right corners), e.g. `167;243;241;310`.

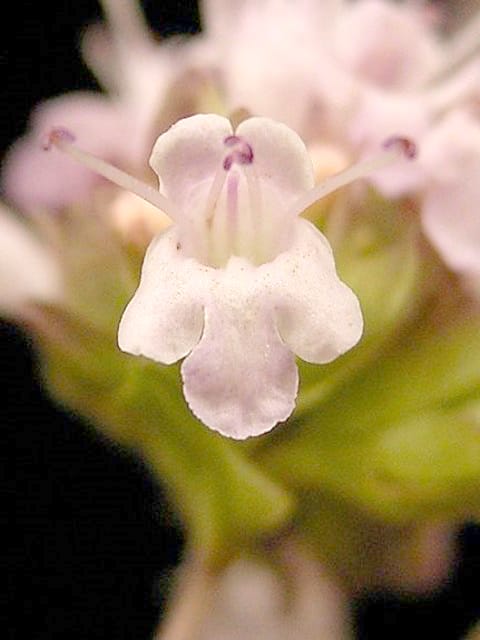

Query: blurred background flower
2;1;480;639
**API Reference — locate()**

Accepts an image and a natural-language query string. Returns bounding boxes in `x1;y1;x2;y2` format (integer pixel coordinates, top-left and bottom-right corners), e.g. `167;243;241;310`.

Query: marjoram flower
46;114;412;438
118;115;363;438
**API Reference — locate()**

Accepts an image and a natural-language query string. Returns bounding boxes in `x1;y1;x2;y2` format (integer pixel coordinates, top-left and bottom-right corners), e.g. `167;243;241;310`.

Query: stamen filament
290;137;417;216
203;166;227;221
44;128;178;220
244;165;262;220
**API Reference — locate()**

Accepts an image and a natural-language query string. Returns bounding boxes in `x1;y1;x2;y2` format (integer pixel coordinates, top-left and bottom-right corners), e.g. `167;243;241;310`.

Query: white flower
115;114;366;439
45;116;417;438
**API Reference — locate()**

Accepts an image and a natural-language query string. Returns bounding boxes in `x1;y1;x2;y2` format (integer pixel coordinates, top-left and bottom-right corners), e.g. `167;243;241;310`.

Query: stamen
244;164;262;221
203;167;227;221
290;136;417;217
383;136;417;159
227;173;239;220
43;127;178;220
223;136;254;171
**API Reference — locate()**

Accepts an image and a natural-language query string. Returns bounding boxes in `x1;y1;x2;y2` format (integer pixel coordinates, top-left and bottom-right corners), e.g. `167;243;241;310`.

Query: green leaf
262;318;480;521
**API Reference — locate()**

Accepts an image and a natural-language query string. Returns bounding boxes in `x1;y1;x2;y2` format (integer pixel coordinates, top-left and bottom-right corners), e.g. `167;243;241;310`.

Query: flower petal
200;0;254;39
118;227;206;364
333;0;440;89
0;205;62;316
235;117;314;205
421;110;480;277
264;219;363;363
149;114;233;220
218;1;335;135
181;258;298;439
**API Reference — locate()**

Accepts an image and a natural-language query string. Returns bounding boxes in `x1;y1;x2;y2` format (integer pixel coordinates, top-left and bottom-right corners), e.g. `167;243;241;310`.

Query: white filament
47;131;178;220
46;128;415;241
290;143;412;217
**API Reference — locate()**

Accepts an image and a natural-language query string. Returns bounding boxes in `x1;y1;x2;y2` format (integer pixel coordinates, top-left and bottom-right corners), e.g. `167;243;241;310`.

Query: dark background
1;1;479;638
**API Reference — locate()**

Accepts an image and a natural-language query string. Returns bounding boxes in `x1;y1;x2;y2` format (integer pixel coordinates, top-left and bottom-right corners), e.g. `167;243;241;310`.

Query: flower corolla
117;114;363;438
44;113;415;438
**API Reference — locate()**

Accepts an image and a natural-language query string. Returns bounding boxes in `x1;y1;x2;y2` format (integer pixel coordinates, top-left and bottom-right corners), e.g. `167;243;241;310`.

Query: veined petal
264;219;363;363
118;227;206;364
182;258;298;439
149;114;233;220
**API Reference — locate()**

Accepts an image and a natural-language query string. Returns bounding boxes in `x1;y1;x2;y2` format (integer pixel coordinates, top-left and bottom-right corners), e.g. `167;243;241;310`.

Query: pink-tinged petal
0;204;62;316
219;1;331;135
202;0;340;41
333;0;441;89
81;17;181;160
2;93;133;213
149;114;233;219
182;258;298;439
200;0;254;39
81;24;120;95
421;111;480;277
236;117;314;204
118;227;206;364
82;0;173;108
264;219;363;363
118;43;180;152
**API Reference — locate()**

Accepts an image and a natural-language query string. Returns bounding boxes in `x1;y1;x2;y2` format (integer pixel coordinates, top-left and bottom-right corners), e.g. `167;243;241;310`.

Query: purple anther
383;136;417;160
42;126;76;151
223;135;254;171
224;135;242;147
